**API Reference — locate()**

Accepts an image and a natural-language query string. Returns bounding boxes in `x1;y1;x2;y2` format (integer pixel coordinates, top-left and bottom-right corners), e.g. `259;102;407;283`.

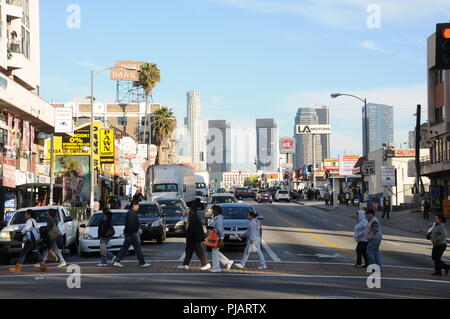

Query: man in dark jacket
113;200;150;268
177;208;211;271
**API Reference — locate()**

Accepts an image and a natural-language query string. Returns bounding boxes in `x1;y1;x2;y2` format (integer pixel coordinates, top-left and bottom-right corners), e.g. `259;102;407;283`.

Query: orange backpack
204;229;220;248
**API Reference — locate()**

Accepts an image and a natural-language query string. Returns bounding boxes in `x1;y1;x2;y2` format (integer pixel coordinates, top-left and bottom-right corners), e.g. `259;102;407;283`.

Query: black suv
137;203;167;244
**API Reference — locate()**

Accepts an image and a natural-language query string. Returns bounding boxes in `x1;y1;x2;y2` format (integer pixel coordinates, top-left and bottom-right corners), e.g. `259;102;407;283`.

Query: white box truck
195;172;210;197
152;165;196;205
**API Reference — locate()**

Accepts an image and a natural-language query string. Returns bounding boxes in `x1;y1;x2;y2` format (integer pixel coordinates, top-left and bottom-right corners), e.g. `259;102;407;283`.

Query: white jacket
354;211;368;242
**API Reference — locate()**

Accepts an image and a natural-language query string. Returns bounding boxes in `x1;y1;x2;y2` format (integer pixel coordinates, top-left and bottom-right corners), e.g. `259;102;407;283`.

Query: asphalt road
1;200;450;299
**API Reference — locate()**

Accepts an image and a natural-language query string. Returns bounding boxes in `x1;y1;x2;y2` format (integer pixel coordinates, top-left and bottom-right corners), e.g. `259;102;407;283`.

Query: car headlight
151;220;161;227
83;233;94;240
176;221;184;227
0;232;11;240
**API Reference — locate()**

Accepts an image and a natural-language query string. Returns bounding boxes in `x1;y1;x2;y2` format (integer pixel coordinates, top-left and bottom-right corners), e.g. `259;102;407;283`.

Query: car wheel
69;232;79;255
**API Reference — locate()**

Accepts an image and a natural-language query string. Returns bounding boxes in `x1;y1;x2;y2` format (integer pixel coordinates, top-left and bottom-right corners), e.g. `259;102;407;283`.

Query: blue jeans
116;232;145;265
42;241;66;264
240;239;266;267
367;238;382;269
100;238;116;265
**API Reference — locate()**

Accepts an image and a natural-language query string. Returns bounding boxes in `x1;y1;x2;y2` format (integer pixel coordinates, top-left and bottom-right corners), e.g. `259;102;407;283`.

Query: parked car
137;203;167;244
257;192;273;204
206;203;263;251
0;206;79;265
156;199;188;236
205;193;238;223
275;190;291;202
234;188;256;200
79;210;134;257
289;191;299;200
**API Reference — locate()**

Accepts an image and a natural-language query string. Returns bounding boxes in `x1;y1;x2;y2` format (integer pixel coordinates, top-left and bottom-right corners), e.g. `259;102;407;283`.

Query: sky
39;0;450;163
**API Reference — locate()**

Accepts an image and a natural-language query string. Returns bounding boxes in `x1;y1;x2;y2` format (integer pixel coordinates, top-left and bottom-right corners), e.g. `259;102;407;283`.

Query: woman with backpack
98;207;116;267
9;210;46;273
37;208;67;269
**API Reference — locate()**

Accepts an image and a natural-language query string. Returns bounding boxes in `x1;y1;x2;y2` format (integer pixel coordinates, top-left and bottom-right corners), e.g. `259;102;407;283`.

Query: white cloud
209;0;450;27
358;40;385;52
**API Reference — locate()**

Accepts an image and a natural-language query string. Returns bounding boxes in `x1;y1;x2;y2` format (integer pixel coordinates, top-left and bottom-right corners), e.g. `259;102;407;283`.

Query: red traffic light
444;28;450;39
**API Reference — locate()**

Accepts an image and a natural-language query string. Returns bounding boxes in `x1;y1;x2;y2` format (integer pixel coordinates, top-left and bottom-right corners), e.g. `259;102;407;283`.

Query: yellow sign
47;122;115;172
443;200;450;218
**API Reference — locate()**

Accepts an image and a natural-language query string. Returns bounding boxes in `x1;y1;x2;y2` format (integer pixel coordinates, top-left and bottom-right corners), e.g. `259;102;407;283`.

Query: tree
152;107;177;165
137;63;161;146
58;156;79;177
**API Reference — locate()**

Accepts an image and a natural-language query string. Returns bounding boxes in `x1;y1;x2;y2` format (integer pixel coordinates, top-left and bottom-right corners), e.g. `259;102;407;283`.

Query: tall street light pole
331;93;369;198
38;133;54;205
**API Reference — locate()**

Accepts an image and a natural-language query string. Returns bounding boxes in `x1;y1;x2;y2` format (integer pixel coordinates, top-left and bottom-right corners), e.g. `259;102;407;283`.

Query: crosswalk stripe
262;240;281;263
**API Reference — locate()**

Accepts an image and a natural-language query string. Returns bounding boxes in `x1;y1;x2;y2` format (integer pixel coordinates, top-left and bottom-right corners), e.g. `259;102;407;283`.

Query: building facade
207;120;231;189
294;108;323;170
0;0;57;221
256;119;278;173
363;103;394;154
222;171;253;189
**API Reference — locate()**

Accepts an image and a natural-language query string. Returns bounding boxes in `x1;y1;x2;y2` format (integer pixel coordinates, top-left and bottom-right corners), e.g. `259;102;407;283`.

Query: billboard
324;158;339;170
55;107;73;134
339;155;360;176
56;155;90;207
381;166;396;187
296;125;332;135
110;61;147;81
279;137;295;154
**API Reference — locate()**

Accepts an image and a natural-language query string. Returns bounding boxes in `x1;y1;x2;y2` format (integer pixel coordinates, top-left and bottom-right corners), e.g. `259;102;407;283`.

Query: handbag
204;229;220;248
48;218;62;242
100;241;108;258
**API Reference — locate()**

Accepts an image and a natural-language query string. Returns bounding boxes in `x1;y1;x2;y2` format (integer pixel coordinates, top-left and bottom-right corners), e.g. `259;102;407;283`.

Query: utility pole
415;104;425;196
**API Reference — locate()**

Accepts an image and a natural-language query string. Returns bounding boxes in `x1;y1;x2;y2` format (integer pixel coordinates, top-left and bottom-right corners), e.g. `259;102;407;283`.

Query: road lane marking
336;224;344;228
386;241;401;247
259;206;356;257
262;240;282;262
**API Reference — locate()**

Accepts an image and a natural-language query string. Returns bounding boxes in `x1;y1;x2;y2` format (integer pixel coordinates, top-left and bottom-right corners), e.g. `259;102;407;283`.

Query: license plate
229;235;239;240
166;227;170;232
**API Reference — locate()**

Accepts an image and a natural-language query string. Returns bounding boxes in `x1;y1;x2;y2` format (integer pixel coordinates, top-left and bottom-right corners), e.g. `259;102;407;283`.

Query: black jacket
124;209;140;235
186;214;205;243
98;215;113;239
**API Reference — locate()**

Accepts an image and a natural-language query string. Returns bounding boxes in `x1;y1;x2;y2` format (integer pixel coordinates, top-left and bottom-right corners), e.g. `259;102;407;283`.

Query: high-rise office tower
256;119;278;173
187;91;206;170
315;106;330;159
363;103;394;154
207;120;231;188
294;108;324;170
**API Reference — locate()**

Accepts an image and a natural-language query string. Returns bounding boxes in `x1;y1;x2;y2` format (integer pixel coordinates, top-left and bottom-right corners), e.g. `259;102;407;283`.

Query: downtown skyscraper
186;91;206;171
256;119;278;173
363;103;394;154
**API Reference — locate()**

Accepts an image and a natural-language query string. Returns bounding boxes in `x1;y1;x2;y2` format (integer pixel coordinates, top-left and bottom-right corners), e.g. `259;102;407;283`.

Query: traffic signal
435;23;450;70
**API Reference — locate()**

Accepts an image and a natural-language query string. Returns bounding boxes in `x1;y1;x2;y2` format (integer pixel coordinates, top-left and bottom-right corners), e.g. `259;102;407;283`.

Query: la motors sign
296;125;332;135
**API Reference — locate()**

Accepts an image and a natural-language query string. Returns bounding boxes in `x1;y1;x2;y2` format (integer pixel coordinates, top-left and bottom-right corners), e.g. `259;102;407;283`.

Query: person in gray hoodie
354;209;369;268
365;209;383;270
430;215;449;276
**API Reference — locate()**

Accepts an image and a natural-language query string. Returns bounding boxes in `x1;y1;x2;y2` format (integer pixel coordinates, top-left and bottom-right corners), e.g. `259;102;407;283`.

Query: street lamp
37;132;54;205
331;92;369;200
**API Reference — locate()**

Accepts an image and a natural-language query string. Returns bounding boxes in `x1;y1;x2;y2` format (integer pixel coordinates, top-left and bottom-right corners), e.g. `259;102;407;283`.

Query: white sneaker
234;263;244;269
200;264;212;271
226;261;234;271
177;265;189;270
56;263;67;268
113;262;124;268
97;263;108;267
210;268;222;273
33;263;41;268
140;263;151;268
108;256;117;266
258;265;267;270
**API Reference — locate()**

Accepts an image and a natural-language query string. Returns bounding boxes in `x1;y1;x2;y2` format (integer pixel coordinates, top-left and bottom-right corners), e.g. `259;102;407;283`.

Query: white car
204;193;238;225
79;210;135;257
275;190;291;202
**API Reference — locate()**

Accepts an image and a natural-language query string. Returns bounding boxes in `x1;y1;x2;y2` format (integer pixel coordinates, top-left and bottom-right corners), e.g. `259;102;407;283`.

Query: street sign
381;166;396;187
362;161;375;175
339;155;359;176
296;125;332;135
54;107;73;134
279;137;295;154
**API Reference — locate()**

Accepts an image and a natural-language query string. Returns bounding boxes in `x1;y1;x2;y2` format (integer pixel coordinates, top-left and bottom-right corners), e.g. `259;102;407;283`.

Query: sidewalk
293;200;433;235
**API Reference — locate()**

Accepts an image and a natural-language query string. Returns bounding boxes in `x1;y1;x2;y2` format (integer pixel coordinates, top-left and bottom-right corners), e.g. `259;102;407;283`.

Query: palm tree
137;63;161;147
152;107;177;165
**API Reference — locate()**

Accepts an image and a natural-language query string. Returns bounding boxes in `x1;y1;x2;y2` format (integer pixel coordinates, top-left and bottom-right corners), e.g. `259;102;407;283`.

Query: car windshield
210;196;237;204
88;213;127;227
196;183;206;189
221;207;253;220
154;184;178;192
160;206;184;217
157;199;183;206
10;209;60;225
137;205;160;218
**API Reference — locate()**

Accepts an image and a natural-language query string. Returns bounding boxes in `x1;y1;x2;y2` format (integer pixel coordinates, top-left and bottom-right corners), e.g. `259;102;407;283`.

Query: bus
15;183;63;210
